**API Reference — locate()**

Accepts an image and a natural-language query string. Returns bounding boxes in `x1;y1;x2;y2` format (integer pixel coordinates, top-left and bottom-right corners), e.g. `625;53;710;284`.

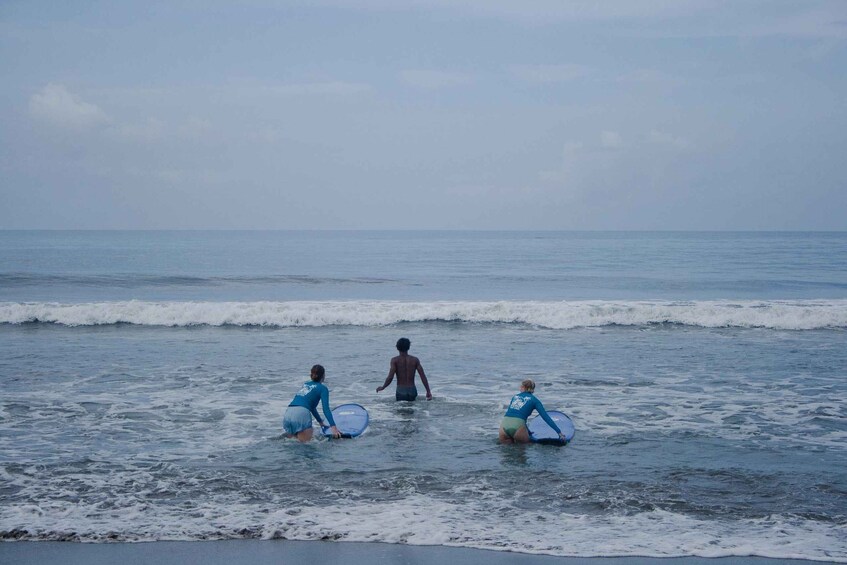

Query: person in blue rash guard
499;379;567;444
283;364;340;441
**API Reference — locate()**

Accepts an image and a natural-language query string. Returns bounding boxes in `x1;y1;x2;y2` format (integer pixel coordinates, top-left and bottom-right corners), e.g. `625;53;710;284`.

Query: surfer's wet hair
396;338;411;352
521;379;535;392
311;364;325;381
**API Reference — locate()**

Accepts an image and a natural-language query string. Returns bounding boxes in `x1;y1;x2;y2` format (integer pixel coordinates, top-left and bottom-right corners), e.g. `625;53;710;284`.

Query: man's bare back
391;353;421;388
376;338;432;401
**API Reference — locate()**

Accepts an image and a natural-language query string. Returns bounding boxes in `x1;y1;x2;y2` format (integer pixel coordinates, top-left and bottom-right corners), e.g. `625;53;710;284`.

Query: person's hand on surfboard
321;424;342;438
426;391;432;400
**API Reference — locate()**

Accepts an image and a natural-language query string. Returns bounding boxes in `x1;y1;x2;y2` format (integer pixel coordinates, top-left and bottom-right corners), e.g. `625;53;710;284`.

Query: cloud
601;131;623;148
249;127;283;144
29;83;110;129
266;81;374;96
399;70;474;89
107;117;215;144
177;117;213;139
304;0;847;38
509;64;589;84
539;129;689;197
747;5;847;38
304;0;707;24
648;130;688;149
114;118;167;142
616;69;683;85
538;142;583;182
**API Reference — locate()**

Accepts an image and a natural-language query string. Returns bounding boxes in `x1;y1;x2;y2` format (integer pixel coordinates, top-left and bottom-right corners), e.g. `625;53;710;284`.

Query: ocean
1;231;845;561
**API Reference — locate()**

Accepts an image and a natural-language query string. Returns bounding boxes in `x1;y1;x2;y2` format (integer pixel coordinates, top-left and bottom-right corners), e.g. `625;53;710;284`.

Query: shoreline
0;540;838;565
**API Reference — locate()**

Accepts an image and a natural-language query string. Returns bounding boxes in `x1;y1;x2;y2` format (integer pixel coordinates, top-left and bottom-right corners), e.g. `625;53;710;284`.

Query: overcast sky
1;1;845;230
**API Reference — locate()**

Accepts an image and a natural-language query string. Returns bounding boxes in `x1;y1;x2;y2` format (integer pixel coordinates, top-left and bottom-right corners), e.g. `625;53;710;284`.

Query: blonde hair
521;379;535;393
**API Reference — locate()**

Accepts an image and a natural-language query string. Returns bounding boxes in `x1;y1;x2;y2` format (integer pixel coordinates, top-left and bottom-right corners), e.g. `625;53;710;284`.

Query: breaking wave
1;300;846;330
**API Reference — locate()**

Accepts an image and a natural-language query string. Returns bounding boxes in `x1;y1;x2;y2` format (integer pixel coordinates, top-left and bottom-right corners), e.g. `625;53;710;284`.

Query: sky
1;0;845;230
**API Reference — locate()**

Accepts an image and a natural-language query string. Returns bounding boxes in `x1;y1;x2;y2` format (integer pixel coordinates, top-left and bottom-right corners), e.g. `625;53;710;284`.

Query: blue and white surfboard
528;410;575;445
321;403;369;438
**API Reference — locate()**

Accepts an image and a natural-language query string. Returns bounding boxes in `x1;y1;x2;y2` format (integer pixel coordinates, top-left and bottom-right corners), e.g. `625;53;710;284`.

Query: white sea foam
2;300;847;330
2;492;845;561
269;497;847;562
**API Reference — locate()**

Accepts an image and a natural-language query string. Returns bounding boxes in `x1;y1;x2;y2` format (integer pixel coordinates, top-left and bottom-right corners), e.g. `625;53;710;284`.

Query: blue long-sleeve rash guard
504;392;562;434
289;381;336;427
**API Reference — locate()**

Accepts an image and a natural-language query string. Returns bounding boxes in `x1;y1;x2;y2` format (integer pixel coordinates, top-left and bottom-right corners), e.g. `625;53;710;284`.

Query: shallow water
1;231;845;561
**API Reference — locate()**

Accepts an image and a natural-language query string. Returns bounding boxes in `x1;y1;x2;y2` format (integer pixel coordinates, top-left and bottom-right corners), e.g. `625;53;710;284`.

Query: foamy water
3;299;847;329
1;231;845;561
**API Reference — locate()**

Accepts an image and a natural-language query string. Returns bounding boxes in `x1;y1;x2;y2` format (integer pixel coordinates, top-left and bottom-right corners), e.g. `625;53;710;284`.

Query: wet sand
0;540;833;565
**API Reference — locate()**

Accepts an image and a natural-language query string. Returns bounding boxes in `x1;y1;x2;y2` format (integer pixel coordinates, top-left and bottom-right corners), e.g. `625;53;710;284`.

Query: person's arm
320;385;340;438
417;360;432;400
376;359;396;392
308;404;323;427
533;397;562;435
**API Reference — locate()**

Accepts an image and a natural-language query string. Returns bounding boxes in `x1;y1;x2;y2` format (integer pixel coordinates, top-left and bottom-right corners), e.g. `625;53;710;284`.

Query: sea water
0;231;845;561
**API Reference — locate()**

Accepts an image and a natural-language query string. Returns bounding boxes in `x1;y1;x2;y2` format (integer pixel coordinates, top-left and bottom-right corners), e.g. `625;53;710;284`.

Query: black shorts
395;386;418;401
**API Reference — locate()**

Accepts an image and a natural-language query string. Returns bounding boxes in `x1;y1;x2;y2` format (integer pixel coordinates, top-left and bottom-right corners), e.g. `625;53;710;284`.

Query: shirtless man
376;337;432;401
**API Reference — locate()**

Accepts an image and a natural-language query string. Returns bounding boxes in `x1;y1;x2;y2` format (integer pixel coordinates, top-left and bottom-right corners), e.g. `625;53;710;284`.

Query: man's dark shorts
396;386;418;401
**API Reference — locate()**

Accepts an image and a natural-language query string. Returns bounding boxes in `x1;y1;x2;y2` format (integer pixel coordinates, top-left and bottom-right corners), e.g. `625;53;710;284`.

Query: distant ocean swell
0;273;395;287
2;300;846;330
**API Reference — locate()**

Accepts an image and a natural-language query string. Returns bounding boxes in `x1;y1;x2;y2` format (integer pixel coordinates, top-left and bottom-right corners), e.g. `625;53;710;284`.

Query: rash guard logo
297;383;315;397
509;395;528;411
